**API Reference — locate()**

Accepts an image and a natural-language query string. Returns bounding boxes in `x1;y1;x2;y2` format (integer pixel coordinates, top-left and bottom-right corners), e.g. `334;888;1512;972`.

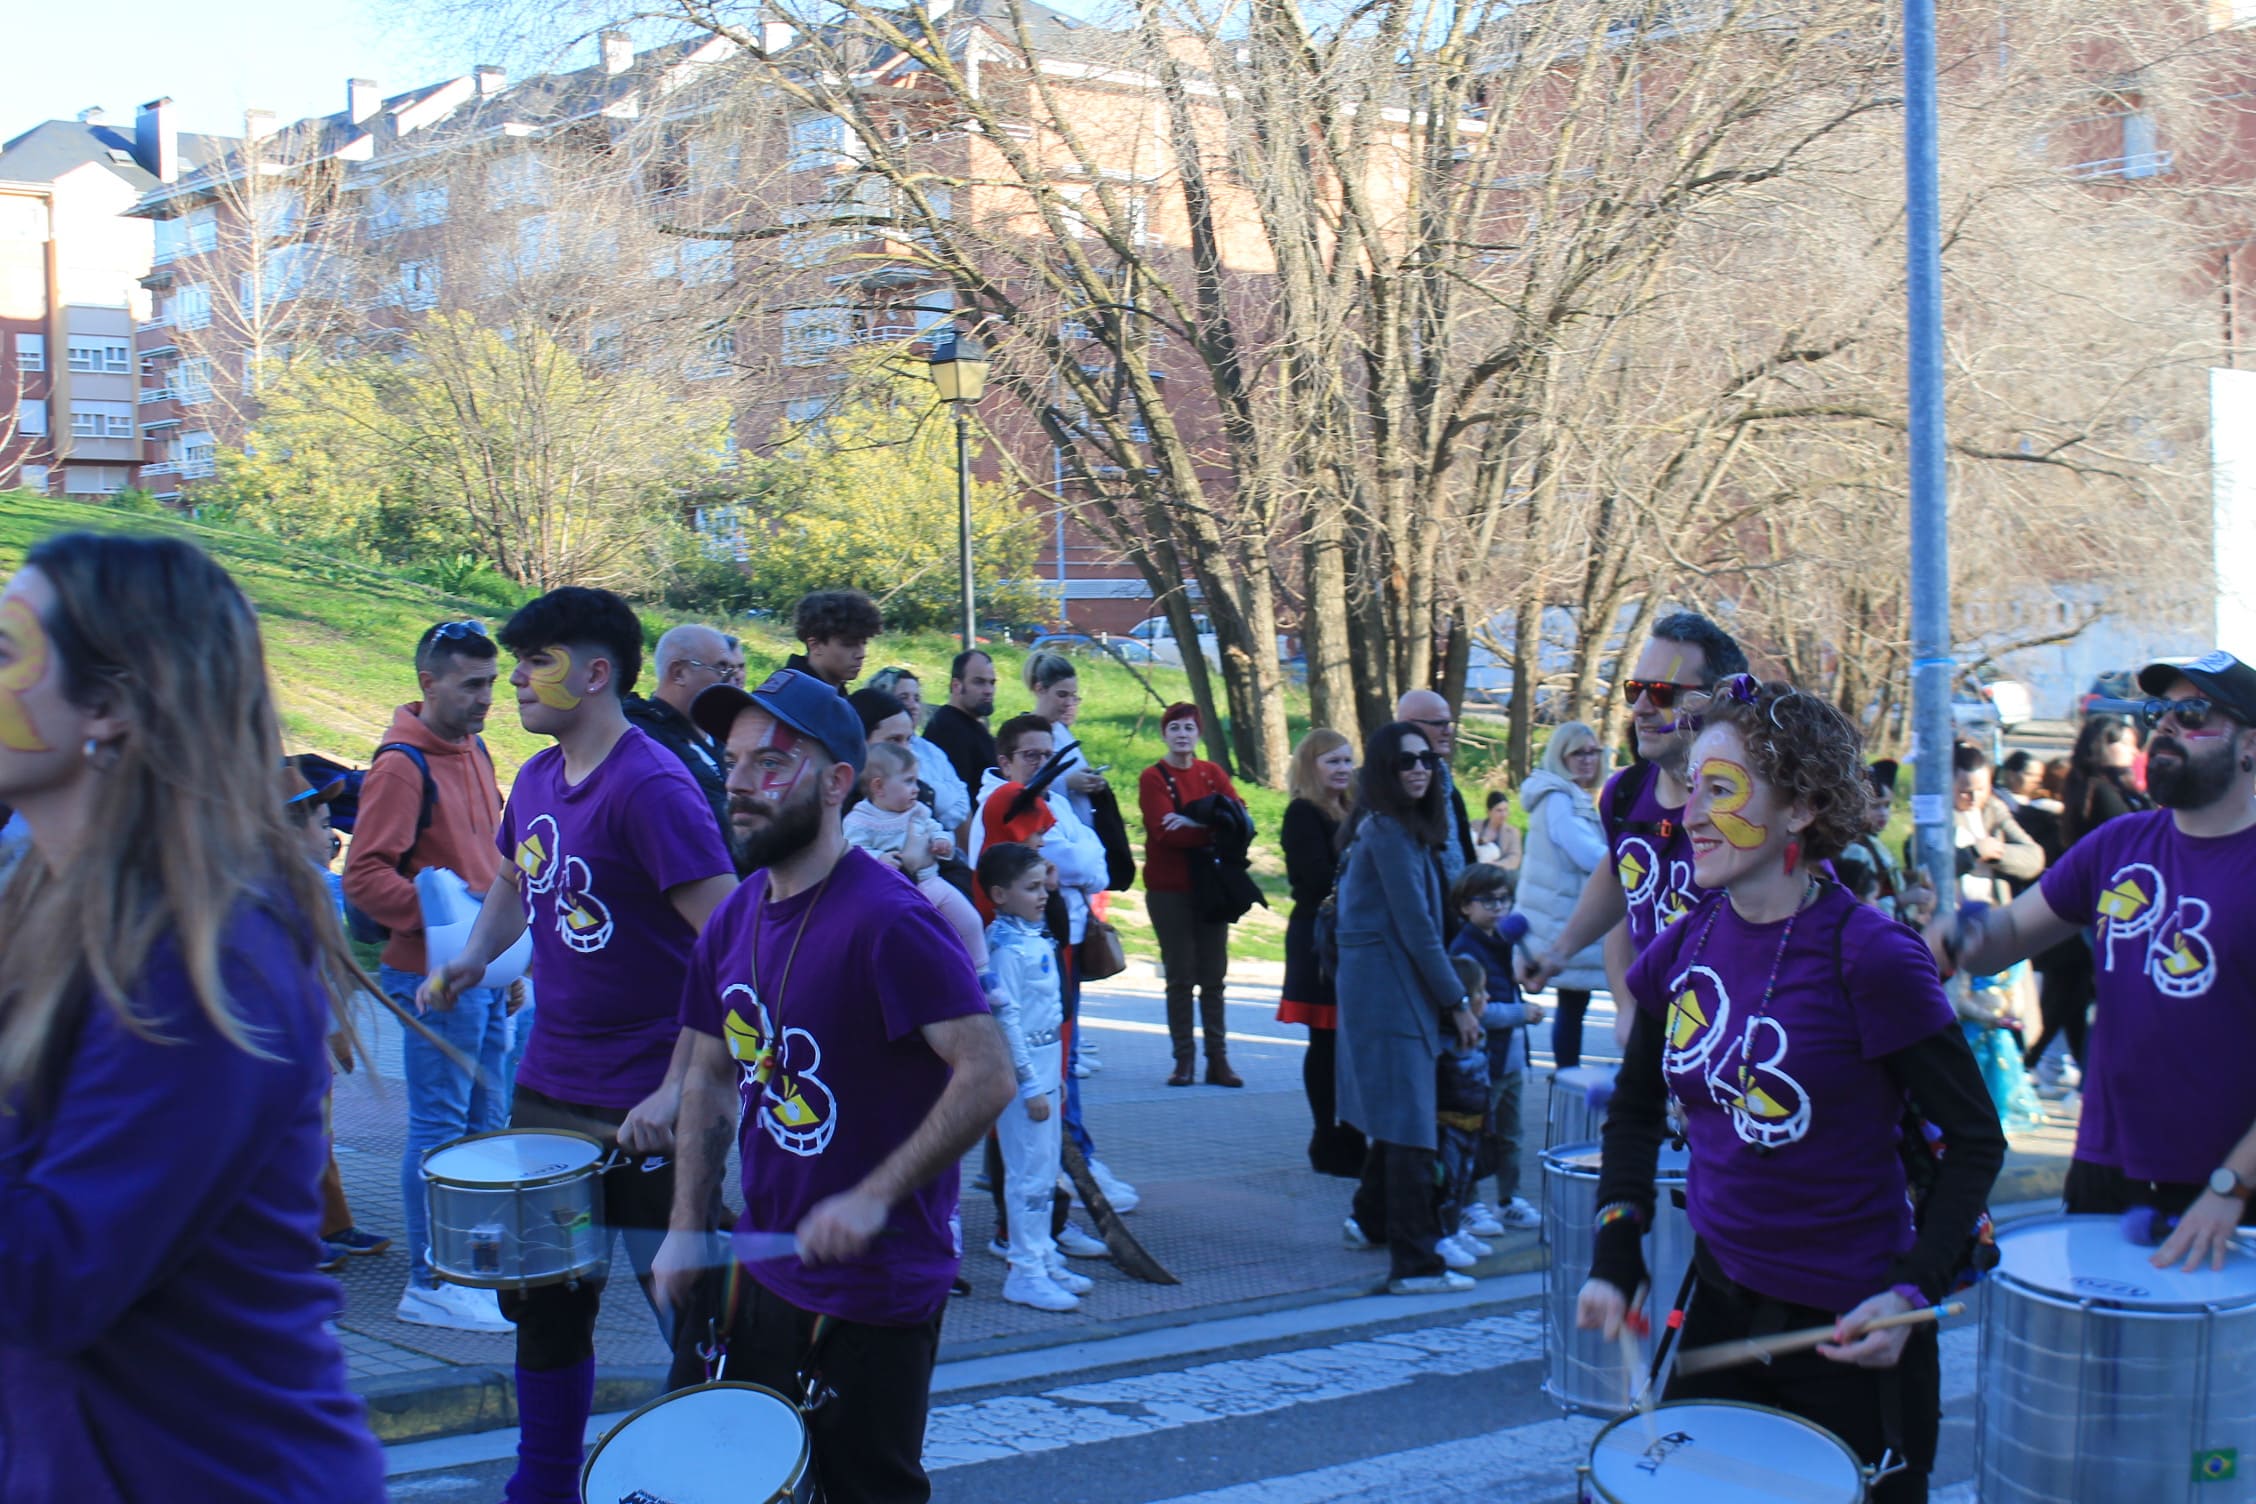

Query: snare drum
1547;1066;1618;1150
421;1129;609;1291
1976;1214;2256;1504
1542;1140;1691;1415
581;1382;817;1504
1579;1400;1869;1502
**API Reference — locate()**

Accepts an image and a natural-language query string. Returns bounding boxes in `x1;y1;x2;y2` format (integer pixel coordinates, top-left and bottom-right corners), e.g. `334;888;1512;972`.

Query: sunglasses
427;619;488;643
1404;750;1447;770
1619;679;1705;710
682;657;745;684
2091;696;2244;735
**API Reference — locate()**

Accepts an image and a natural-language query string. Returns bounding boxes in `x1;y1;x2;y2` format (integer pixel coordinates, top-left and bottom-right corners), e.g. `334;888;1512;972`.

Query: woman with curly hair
1577;676;2004;1503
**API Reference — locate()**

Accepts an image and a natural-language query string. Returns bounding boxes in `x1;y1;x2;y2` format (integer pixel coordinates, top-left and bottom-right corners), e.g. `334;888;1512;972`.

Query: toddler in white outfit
843;742;989;965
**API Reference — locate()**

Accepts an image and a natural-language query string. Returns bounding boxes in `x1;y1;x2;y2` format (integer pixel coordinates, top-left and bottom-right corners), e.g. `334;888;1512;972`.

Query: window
16;463;47;492
16;400;47;437
13;333;43;372
588;321;624;367
2121;109;2164;176
689;137;740;190
176;358;214;404
516;215;558;276
679;238;733;286
1056;185;1092;240
694;504;749;562
486;155;548;210
67;338;133;375
781;229;846;269
411;179;449;227
70;401;135;439
786;395;832;426
63;464;128;496
242;342;291;396
255;187;304;239
789;115;867;172
396;260;440;310
781;307;851;365
688;329;736;379
153;207;216;263
181;431;216;478
175;285;212;330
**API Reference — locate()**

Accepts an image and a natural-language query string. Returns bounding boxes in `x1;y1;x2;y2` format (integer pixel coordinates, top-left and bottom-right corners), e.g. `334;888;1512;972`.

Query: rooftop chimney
134;98;178;183
599;30;634;74
78;106;108;125
347;78;381;124
475;65;507;97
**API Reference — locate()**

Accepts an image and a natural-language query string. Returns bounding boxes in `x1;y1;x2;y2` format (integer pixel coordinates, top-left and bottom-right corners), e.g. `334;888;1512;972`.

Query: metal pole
956;401;976;651
1905;0;1954;893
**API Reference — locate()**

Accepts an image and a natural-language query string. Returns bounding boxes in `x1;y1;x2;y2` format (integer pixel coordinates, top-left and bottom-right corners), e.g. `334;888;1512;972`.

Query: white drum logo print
2094;862;2216;997
717;983;837;1157
1664;962;1812;1149
512;814;615;954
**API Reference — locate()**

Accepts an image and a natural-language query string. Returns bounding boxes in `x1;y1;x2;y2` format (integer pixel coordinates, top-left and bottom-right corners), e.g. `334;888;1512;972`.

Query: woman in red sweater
1139;703;1245;1086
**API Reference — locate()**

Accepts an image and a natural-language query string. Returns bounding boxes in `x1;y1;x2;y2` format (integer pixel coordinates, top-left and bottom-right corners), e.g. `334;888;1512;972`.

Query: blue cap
692;668;867;774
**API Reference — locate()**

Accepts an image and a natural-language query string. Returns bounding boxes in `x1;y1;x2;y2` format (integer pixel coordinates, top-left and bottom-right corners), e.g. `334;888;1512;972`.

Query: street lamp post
928;333;989;652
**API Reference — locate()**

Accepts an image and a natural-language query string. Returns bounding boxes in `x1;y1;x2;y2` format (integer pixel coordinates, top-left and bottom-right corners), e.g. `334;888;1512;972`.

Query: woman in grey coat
1335;721;1486;1294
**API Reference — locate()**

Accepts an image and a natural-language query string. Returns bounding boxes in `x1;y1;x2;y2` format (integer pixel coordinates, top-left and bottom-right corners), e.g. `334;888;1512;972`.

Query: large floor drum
1547;1066;1618;1151
1977;1214;2256;1503
1543;1139;1692;1415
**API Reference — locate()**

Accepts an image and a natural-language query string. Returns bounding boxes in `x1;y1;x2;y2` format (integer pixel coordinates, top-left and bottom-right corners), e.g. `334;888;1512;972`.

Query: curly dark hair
1694;677;1867;863
793;589;884;645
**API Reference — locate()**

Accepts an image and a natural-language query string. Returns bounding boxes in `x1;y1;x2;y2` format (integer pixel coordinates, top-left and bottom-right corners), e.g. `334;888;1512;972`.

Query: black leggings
1302;1028;1367;1172
2022;950;2092;1072
1551;989;1593;1069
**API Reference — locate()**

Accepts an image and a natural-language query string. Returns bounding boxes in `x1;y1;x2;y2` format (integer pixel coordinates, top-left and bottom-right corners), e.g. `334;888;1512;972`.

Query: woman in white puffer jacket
1514;722;1610;1067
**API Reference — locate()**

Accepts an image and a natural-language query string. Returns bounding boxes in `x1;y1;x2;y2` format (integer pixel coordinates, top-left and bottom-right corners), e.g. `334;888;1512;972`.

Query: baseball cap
692;667;867;774
281;755;347;811
2136;651;2256;725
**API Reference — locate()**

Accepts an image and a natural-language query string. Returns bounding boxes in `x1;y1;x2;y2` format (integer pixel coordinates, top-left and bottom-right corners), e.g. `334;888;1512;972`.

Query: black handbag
1086;782;1138;892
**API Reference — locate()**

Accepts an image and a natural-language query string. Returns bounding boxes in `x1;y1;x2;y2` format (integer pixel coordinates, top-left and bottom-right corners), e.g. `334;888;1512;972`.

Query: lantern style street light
928;332;989;651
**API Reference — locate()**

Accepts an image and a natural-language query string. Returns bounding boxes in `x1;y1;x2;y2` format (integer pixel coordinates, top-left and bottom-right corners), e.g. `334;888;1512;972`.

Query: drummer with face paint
1579;676;2004;1504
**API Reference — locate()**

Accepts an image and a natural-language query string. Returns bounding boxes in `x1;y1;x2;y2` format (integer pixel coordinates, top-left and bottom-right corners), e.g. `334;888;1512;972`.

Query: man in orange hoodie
342;618;514;1334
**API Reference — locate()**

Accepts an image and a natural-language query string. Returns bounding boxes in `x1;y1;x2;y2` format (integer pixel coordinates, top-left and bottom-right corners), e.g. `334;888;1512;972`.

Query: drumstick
1672;1301;1964;1377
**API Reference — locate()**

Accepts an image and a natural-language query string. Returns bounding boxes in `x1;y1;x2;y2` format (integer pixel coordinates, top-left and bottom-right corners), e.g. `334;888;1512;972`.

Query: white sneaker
396;1280;512;1333
1389;1271;1476;1295
1436;1235;1477;1270
985;1236;1012;1262
1055;1224;1109;1258
1001;1269;1080;1311
1460;1202;1507;1237
1086;1159;1140;1214
1045;1258;1095;1294
1497;1197;1543;1230
1453;1231;1494;1258
1072;1057;1097;1078
1343;1216;1380;1251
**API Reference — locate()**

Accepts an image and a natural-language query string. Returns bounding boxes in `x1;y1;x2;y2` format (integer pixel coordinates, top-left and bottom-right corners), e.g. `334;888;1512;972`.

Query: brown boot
1167;1049;1196;1087
1205;1054;1244;1088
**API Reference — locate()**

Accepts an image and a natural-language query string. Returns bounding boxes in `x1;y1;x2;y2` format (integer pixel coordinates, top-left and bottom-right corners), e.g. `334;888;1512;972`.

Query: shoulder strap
1603;759;1662;841
372;742;439;838
1156;762;1184;810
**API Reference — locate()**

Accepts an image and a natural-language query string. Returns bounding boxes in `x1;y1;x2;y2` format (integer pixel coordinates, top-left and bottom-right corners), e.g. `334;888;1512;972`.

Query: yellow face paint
527;647;582;711
1704;757;1768;849
0;598;55;753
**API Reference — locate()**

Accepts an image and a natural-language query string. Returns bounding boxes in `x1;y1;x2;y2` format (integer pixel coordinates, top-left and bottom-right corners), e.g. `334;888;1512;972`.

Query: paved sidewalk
331;964;2077;1441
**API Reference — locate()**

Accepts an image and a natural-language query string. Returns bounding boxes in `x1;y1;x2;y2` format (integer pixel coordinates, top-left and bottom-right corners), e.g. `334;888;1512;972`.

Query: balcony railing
142;460;180;476
2070;150;2174;180
850;323;924;344
178;458;217;479
138;386;174;405
138;313;172;332
176;386;214;407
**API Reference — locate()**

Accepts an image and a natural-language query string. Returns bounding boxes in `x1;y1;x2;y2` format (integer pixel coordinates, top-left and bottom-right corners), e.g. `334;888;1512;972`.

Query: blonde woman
0;532;384;1501
1516;722;1611;1066
1278;728;1365;1175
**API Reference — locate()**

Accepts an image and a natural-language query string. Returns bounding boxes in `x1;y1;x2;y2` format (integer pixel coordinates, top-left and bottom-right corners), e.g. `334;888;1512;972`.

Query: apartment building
0;110;228;497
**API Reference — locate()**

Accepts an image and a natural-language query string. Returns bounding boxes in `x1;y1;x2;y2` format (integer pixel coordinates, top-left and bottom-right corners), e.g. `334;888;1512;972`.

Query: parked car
2076;670;2139;722
1125;613;1218;669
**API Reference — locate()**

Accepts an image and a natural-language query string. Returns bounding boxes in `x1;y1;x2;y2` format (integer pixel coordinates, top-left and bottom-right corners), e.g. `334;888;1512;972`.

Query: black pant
1302;1028;1367;1175
2064;1157;2256;1224
499;1086;710;1385
1668;1252;1940;1504
1351;1140;1444;1280
2022;950;2092;1072
1552;989;1592;1069
708;1276;945;1504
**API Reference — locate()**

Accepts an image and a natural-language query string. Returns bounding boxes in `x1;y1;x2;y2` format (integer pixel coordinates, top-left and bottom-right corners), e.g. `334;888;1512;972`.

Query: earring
83;738;102;764
1783;838;1801;875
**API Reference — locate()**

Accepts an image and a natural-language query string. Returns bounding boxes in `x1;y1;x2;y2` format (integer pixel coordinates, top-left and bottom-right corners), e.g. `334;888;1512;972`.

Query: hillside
0;492;1303;959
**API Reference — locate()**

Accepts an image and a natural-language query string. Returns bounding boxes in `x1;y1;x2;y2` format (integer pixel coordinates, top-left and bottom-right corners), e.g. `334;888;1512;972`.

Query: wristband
1595;1202;1645;1232
1889;1282;1926;1310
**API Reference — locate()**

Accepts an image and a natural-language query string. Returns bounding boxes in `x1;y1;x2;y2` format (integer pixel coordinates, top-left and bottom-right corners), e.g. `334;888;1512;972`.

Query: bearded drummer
1579;677;2004;1504
1931;652;2256;1270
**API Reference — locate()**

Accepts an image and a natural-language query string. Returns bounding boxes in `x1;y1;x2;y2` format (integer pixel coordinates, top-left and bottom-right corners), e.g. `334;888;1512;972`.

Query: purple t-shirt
499;727;735;1109
1601;765;1701;951
680;848;990;1325
1625;884;1955;1313
2040;810;2256;1185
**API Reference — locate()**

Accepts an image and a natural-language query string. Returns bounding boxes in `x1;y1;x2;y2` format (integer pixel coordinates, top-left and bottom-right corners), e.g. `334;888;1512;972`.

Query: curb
356;1158;2071;1445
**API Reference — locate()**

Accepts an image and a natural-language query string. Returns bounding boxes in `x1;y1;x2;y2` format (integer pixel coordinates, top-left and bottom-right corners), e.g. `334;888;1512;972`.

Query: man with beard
1519;613;1749;1023
657;668;1015;1504
924;648;1001;795
1933;652;2256;1271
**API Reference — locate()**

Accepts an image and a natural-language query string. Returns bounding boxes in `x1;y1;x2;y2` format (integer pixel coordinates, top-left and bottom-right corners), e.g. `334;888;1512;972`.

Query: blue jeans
384;965;509;1287
1061;958;1096;1162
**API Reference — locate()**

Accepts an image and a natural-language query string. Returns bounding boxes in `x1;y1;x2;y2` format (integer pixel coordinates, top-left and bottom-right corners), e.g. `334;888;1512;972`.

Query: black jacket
622;694;729;836
924;703;997;796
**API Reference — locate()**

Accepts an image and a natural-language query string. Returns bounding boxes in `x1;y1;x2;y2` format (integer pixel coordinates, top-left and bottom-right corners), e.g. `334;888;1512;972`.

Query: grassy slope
1;493;1382;961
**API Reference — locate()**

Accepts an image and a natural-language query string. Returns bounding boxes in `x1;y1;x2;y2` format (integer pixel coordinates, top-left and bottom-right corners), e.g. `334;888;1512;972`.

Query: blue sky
9;0;460;140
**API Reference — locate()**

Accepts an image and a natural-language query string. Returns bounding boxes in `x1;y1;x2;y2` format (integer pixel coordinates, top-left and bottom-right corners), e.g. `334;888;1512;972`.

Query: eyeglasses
2089;696;2244;735
426;619;488;644
1619;679;1703;710
1405;750;1447;770
1466;893;1507;909
681;658;744;684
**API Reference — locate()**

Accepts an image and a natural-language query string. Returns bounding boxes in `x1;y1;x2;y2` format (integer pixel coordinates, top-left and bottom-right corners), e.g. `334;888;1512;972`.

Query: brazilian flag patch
2195;1449;2237;1483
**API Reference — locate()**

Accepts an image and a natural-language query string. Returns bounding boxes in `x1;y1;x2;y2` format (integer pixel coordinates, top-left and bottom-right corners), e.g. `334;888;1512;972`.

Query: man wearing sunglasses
625;623;739;840
1932;651;2256;1273
1518;613;1748;1025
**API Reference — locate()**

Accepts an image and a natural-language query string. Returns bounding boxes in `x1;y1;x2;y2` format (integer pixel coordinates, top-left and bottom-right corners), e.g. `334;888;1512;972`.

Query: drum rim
420;1127;609;1190
1539;1139;1690;1180
1991;1212;2256;1312
1583;1397;1868;1502
429;1259;609;1292
580;1379;811;1503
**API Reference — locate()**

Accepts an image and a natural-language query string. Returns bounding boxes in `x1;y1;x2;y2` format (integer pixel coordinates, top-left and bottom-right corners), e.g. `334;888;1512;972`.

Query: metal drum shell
581;1380;817;1504
1578;1399;1868;1503
1547;1066;1618;1152
1976;1215;2256;1504
1543;1139;1692;1416
421;1128;610;1292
